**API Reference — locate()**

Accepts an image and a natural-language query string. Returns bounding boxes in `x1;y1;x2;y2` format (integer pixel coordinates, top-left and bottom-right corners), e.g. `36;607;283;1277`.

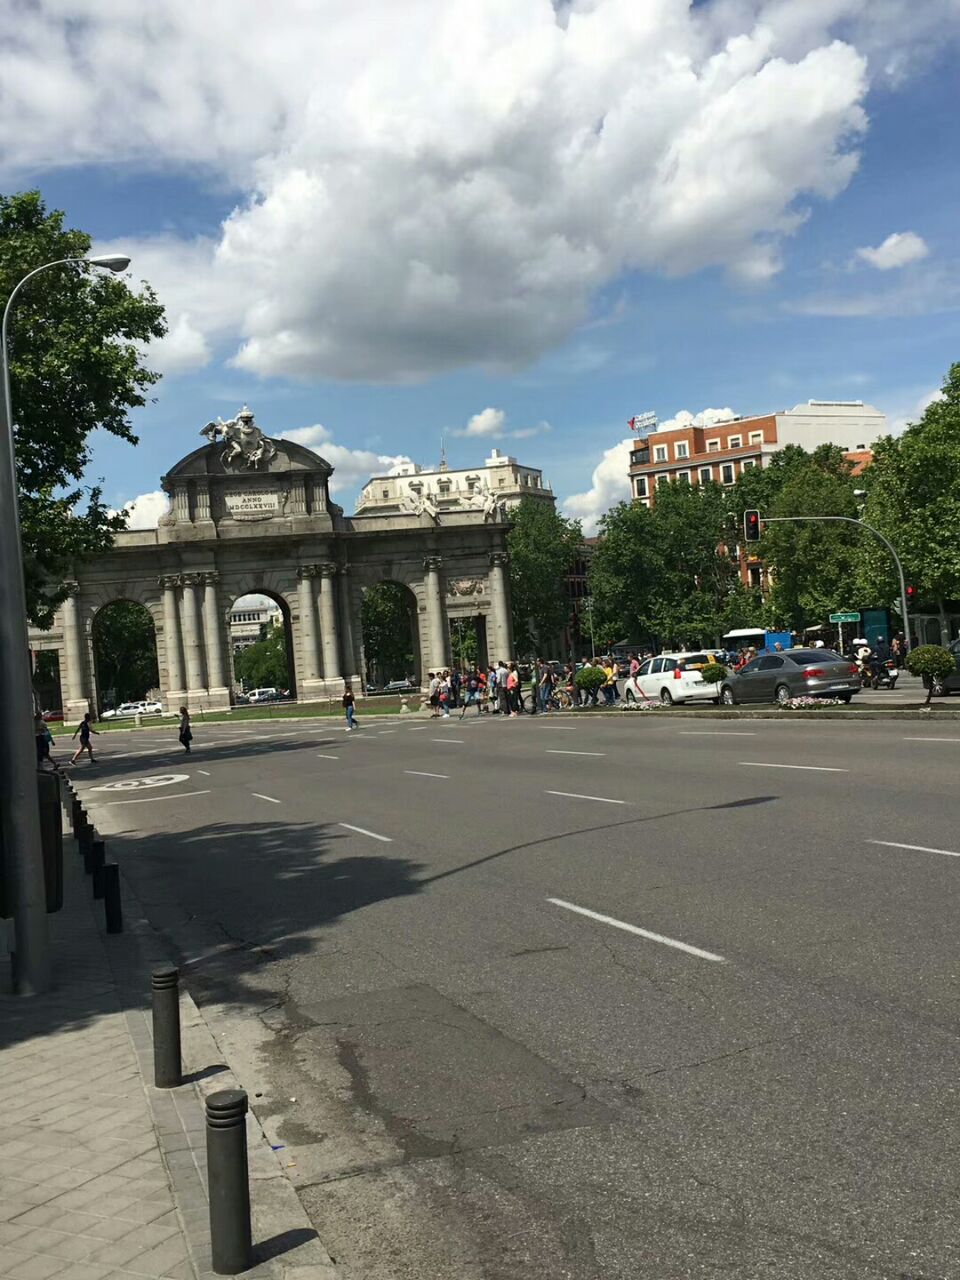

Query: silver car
719;648;861;706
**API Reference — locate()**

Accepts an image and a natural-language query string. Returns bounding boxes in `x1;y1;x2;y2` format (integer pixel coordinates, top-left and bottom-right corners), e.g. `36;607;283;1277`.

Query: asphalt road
68;702;960;1279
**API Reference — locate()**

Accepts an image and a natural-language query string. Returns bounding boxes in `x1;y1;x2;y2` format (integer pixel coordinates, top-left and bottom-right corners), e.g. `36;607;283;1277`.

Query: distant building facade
229;601;282;651
356;448;554;516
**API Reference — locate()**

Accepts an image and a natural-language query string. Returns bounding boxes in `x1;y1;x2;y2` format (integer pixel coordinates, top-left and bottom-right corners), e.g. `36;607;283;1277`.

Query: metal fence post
206;1089;252;1274
102;863;122;933
151;965;182;1089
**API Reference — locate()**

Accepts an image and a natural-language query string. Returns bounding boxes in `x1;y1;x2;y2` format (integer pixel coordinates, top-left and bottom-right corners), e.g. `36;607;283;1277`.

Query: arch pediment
162;437;333;483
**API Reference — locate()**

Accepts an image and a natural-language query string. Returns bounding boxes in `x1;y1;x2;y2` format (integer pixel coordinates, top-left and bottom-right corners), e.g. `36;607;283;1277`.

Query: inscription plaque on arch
224;487;281;520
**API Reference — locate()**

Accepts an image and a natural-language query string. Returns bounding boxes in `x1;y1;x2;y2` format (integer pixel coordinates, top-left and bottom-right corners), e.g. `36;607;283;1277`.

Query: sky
3;0;959;536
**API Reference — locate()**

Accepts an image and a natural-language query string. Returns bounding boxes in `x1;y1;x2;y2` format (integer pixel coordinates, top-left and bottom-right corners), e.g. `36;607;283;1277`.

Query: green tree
92;601;160;704
1;191;166;626
507;499;583;655
360;582;415;683
588;499;660;649
857;364;960;644
234;626;289;689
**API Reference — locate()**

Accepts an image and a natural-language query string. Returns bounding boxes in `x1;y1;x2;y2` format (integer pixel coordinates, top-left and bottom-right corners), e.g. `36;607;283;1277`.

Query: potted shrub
574;665;607;706
905;644;956;706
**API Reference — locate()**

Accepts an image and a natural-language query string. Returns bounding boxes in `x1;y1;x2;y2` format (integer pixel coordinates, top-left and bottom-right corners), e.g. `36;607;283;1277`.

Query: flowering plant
781;696;842;709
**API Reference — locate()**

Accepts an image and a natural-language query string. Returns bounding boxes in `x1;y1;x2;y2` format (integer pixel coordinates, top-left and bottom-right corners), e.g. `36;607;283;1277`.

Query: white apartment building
229;600;282;650
355;448;554;515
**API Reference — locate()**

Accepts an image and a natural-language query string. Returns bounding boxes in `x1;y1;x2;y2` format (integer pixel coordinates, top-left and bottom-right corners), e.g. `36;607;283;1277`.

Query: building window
677;470;691;485
635;477;647;497
749;431;763;444
641;497;651;508
721;463;735;485
654;445;668;462
382;488;389;498
706;439;720;452
741;459;756;471
748;565;762;590
699;467;713;485
675;441;689;460
656;473;670;488
728;435;742;449
497;477;505;487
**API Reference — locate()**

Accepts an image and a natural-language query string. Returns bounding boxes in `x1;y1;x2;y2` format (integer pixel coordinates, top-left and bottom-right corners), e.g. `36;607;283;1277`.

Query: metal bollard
79;821;94;871
71;797;83;836
93;863;105;900
102;863;123;933
206;1089;253;1275
90;839;105;885
151;965;182;1089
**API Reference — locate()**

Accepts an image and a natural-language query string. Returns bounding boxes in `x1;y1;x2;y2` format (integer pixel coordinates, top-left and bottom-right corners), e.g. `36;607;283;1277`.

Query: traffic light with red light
906;584;916;603
743;510;761;542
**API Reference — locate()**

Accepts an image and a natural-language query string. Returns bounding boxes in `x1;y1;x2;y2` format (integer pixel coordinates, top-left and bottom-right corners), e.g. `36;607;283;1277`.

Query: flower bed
782;696;843;709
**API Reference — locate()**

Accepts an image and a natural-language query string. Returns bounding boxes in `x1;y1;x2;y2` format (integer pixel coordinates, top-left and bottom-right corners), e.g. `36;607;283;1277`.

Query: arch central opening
92;599;160;717
360;581;420;690
230;591;296;702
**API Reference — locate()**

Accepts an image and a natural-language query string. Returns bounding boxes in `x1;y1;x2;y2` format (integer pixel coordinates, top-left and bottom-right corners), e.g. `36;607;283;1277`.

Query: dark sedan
719;648;861;705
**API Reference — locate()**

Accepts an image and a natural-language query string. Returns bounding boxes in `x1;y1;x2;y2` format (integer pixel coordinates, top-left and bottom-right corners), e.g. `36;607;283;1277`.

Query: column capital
63;580;80;597
423;555;444;573
181;572;203;588
318;561;338;578
200;570;221;586
297;563;320;581
158;574;179;590
489;551;509;569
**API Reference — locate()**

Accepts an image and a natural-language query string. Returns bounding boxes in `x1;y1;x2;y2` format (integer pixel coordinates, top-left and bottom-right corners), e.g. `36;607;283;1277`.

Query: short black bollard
102;863;123;933
81;824;96;875
93;864;105;900
206;1089;253;1275
90;839;105;886
71;797;83;836
151;965;182;1089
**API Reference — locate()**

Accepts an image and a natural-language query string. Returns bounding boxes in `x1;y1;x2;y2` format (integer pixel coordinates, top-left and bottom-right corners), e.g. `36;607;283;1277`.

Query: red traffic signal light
743;510;761;542
906;585;916;603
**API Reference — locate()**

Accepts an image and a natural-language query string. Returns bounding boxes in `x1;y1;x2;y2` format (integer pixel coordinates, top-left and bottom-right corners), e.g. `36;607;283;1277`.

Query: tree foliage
360;582;415;682
507;499;582;655
857;363;960;643
1;191;166;625
233;625;289;689
92;601;160;705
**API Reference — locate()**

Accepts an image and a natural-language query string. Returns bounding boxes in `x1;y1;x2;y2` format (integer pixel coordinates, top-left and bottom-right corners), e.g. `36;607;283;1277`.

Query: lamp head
88;255;131;273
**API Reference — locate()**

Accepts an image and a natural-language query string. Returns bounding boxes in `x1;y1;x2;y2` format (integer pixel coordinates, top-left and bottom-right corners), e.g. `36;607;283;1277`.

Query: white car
623;652;718;706
142;700;163;714
105;700;146;719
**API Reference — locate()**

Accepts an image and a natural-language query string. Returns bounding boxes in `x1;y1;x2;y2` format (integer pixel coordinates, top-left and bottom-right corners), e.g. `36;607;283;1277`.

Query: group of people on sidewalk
419;656;623;720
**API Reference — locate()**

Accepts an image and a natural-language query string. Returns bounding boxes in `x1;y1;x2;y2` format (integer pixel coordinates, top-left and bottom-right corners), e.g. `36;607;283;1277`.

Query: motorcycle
858;655;899;689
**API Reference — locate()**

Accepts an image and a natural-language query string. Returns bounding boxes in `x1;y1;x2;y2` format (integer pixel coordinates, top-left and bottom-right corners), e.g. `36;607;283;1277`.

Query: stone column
318;563;341;683
60;583;90;718
297;565;321;683
423;556;448;671
487;552;513;664
159;575;186;708
179;573;207;698
201;571;229;706
337;567;358;679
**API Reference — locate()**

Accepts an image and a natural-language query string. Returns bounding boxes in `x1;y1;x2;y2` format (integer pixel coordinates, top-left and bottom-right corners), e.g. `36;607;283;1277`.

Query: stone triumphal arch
32;408;515;718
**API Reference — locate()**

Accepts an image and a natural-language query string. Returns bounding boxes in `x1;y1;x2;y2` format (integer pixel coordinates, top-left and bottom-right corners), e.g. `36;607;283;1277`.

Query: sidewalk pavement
0;799;336;1280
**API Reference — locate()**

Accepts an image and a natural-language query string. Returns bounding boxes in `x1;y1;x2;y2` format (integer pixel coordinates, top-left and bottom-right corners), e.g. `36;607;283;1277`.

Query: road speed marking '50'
90;774;190;792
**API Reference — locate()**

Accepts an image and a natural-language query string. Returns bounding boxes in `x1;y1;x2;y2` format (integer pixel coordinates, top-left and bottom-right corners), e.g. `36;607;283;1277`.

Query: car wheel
659;688;674;706
837;692;852;703
775;684;791;706
720;687;736;706
932;677;947;696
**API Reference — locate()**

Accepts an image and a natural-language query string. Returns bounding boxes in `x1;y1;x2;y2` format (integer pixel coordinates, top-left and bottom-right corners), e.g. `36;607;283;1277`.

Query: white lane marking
432;738;464;744
251;792;281;804
680;731;757;737
548;897;726;964
378;730;397;735
197;769;211;776
867;839;960;859
546;749;606;757
545;790;625;805
407;727;428;732
316;754;340;760
339;822;392;843
904;737;960;743
405;769;450;779
97;790;212;807
738;762;848;773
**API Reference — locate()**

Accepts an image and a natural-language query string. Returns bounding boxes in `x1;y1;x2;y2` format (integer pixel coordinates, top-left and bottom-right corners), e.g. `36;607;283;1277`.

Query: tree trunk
925;678;934;707
937;596;951;647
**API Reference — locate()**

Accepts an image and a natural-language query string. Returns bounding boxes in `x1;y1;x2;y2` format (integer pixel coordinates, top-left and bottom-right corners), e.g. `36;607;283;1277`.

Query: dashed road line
867;839;960;859
903;737;960;743
339;822;392;843
432;738;464;744
546;749;606;757
738;762;848;773
316;754;340;760
548;897;726;963
680;731;757;737
97;790;212;807
405;770;450;779
197;769;211;776
545;790;625;805
251;792;281;804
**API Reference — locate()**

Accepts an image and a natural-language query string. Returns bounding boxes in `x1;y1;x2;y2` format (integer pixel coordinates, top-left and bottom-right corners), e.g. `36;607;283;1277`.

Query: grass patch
50;694;417;734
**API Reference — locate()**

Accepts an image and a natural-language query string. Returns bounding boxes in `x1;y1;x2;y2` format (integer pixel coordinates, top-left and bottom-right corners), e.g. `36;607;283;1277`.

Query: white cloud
452;406;551;440
1;0;910;381
888;386;945;435
562;438;634;537
115;490;170;529
655;407;738;433
280;424;412;494
856;231;929;270
151;313;212;375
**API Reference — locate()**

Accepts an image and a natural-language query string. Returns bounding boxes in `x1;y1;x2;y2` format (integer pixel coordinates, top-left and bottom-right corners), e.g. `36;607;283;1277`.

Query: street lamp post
0;254;130;995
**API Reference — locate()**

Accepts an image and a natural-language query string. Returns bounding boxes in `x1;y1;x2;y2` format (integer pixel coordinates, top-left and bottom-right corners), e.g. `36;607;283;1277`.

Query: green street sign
829;611;861;623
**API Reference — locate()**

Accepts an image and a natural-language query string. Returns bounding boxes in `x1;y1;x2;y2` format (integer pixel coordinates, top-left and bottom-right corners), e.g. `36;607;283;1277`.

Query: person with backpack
70;712;99;765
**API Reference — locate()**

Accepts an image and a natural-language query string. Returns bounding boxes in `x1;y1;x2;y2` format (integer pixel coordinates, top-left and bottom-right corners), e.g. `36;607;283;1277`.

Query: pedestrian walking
342;682;356;730
538;661;553;712
506;663;520;716
891;636;903;667
497;662;510;716
428;671;440;717
70;712;99;765
35;712;52;767
459;669;483;718
439;671;452;718
178;706;193;753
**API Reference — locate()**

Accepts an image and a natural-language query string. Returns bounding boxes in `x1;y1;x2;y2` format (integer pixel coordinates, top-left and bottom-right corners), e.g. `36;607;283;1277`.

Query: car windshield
788;651;843;666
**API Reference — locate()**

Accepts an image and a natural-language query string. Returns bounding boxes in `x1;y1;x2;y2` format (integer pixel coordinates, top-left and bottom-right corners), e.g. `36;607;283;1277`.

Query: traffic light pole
761;516;911;649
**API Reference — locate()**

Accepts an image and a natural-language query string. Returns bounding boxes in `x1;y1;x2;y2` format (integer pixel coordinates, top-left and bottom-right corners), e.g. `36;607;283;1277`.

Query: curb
617;706;960;721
